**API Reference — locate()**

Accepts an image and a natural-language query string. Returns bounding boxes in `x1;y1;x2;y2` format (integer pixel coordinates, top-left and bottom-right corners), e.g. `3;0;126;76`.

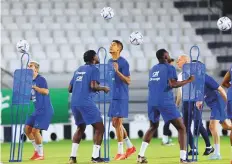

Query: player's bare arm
32;85;49;95
68;85;72;93
217;86;227;102
222;71;231;88
169;75;195;88
91;81;110;93
113;62;131;85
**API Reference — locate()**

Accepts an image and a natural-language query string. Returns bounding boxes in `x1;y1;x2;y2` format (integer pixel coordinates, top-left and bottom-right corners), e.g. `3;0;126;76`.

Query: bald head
177;55;189;69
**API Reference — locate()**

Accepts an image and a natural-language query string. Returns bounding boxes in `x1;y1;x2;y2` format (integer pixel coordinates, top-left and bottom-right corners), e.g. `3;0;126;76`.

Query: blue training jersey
70;64;100;106
228;65;232;101
204;74;220;107
31;75;53;115
148;63;177;106
108;56;130;100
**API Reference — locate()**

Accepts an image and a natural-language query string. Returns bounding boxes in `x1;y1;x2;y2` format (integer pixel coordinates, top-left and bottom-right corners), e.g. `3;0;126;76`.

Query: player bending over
196;72;232;160
108;40;136;160
25;61;54;160
68;50;109;164
137;49;194;163
176;56;213;156
221;65;232;163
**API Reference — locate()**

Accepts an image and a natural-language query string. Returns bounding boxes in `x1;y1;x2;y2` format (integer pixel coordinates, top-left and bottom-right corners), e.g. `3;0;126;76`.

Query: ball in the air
16;39;29;53
217;16;231;31
100;7;114;20
129;31;143;45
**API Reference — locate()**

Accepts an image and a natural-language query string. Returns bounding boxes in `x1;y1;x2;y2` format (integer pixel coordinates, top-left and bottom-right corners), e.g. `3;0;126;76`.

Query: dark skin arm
91;81;110;93
68;85;72;93
169;75;195;88
221;71;231;88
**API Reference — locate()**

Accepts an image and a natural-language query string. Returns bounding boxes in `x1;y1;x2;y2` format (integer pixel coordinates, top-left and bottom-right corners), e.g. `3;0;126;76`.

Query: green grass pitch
1;137;231;164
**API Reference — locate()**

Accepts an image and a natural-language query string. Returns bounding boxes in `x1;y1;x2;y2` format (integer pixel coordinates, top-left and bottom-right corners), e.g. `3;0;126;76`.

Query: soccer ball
129;31;143;45
217;16;232;31
16;39;29;53
100;7;114;20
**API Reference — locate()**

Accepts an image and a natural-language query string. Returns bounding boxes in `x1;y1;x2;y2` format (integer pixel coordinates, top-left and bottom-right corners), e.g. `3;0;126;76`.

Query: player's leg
170;117;189;162
162;121;173;145
69;124;86;164
112;117;126;160
110;99;134;160
91;121;105;162
137;106;160;164
161;103;190;163
69;106;86;164
31;127;44;160
194;116;213;155
209;120;221;160
30;113;53;160
77;104;105;163
122;127;136;158
183;102;197;154
25;115;38;159
221;119;232;130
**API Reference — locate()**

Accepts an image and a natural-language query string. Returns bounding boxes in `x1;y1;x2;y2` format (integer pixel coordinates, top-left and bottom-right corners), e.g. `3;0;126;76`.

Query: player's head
176;55;189;69
28;61;40;74
156;49;169;63
110;40;123;54
83;50;99;64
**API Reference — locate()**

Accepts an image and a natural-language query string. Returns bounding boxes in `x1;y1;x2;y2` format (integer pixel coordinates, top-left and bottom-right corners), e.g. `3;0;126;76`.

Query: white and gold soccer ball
100;7;114;20
16;39;29;53
129;31;143;45
217;16;231;31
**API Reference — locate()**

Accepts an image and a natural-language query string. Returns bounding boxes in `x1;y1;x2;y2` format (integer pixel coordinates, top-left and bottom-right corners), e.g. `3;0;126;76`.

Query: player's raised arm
113;62;131;85
222;71;231;88
32;85;49;95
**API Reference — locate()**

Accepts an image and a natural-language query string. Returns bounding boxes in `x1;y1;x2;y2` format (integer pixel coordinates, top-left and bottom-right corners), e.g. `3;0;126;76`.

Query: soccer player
196;72;232;160
68;50;110;164
176;55;213;156
108;40;136;160
221;66;232;162
137;49;194;163
24;61;54;160
162;58;175;146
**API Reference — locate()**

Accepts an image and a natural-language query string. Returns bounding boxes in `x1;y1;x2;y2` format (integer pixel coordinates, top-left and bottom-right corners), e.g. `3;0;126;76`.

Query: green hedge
1;88;69;125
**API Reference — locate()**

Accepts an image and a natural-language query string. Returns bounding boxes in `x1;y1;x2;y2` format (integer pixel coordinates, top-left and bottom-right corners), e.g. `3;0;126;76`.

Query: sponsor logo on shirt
150;71;160;81
76;71;86;81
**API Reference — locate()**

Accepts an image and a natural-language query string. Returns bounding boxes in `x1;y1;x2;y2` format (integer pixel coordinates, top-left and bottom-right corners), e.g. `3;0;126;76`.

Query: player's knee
177;122;186;133
24;126;32;136
150;122;159;132
77;124;86;133
31;128;40;136
112;119;121;128
209;123;214;132
95;128;104;136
